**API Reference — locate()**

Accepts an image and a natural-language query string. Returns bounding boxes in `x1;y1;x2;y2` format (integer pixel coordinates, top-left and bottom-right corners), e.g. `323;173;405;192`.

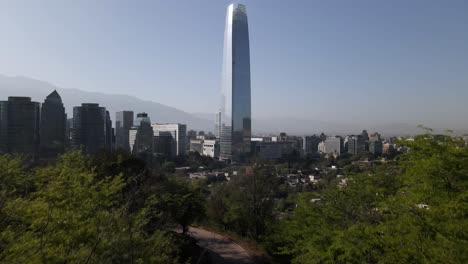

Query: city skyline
0;0;467;130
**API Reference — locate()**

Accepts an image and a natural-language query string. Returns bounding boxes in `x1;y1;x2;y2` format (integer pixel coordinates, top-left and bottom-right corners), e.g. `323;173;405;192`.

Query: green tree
267;134;468;263
0;151;180;264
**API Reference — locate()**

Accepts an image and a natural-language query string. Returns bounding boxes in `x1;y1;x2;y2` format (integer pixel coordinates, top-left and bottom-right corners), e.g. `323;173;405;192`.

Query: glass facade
220;4;251;162
115;111;134;151
40;90;66;158
0;97;40;159
72;103;108;155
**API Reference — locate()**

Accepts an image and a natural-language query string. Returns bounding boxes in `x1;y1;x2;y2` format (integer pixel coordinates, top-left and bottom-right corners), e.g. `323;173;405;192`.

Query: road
188;227;254;264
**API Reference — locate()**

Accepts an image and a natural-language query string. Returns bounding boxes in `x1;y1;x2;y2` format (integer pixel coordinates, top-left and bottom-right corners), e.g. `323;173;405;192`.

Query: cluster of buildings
0;90;401;163
315;130;397;158
0;91;191;161
242;130;400;161
0;4;254;165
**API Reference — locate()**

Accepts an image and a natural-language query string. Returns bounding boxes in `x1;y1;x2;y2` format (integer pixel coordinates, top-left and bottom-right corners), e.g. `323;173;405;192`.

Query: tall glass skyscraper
219;3;251;162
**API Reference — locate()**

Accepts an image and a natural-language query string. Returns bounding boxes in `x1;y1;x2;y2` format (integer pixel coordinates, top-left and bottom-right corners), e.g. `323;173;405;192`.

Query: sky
0;0;467;129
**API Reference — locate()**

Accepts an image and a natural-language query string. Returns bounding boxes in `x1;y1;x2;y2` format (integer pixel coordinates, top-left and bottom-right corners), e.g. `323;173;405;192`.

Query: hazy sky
1;0;467;129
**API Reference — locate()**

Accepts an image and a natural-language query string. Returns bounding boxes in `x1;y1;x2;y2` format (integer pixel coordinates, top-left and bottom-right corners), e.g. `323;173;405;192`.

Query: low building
319;136;343;156
203;139;220;158
190;139;204;154
251;140;294;160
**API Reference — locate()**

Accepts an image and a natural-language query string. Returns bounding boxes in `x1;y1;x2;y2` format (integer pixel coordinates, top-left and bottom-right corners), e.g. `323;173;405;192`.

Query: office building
105;111;113;151
214;111;222;138
129;112;153;155
187;130;197;140
152;123;186;156
115;111;133;151
369;132;381;142
203;139;220;158
251;140;294;160
303;135;321;155
219;4;252;161
40;90;66;158
0;97;40;158
348;135;366;155
190;139;204;154
319;136;343;156
154;131;176;157
134;112;150;126
361;130;369;141
369;140;383;155
72;103;108;155
65;118;73;149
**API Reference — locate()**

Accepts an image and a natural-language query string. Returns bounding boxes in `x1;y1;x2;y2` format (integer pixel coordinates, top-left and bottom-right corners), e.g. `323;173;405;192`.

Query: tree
153;178;205;234
267;134;468;263
206;165;278;239
0;151;182;263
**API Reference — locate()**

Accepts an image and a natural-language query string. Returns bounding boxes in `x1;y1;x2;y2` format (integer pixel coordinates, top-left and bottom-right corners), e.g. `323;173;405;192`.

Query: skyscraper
105;111;113;151
0;97;40;159
219;3;251;162
72;103;109;155
129;112;153;155
348;135;366;155
115;111;133;151
40;90;66;158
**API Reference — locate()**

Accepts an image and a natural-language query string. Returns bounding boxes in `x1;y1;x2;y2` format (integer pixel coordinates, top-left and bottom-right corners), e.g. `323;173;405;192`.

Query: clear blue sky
1;0;467;129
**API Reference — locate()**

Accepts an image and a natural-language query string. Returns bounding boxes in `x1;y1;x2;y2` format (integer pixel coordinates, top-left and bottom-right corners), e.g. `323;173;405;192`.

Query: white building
203;139;220;158
152;123;187;156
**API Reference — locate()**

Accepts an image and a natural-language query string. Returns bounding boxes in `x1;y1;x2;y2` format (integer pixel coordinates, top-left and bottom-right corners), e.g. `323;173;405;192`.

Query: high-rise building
65;118;73;148
214;111;222;138
219;3;252;162
303;135;321;155
134;112;150;126
105;111;113;151
115;111;133;151
0;97;40;159
369;132;381;142
152;123;186;156
40;90;66;158
369;140;383;155
153;131;176;157
361;130;369;141
129;112;153;155
72;103;108;155
348;135;366;155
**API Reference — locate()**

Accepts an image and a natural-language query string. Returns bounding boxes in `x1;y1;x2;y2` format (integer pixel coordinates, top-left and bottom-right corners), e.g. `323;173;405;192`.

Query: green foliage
0;151;199;264
206;165;278;239
267;134;468;263
153;178;205;234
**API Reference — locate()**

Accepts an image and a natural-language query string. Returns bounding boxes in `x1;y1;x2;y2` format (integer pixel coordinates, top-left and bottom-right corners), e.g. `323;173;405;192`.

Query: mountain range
0;74;459;136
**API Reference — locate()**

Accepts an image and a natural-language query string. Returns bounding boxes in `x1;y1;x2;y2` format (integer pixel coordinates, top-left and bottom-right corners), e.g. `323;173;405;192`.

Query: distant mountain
192;113;431;137
1;74;463;136
0;74;212;131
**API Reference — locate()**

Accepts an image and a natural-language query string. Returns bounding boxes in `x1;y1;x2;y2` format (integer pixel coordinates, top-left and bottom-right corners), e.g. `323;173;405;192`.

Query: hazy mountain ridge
0;74;212;131
1;74;464;136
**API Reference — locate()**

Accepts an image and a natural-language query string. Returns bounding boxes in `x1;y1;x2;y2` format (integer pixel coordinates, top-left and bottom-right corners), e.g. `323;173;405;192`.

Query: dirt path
188;227;254;264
